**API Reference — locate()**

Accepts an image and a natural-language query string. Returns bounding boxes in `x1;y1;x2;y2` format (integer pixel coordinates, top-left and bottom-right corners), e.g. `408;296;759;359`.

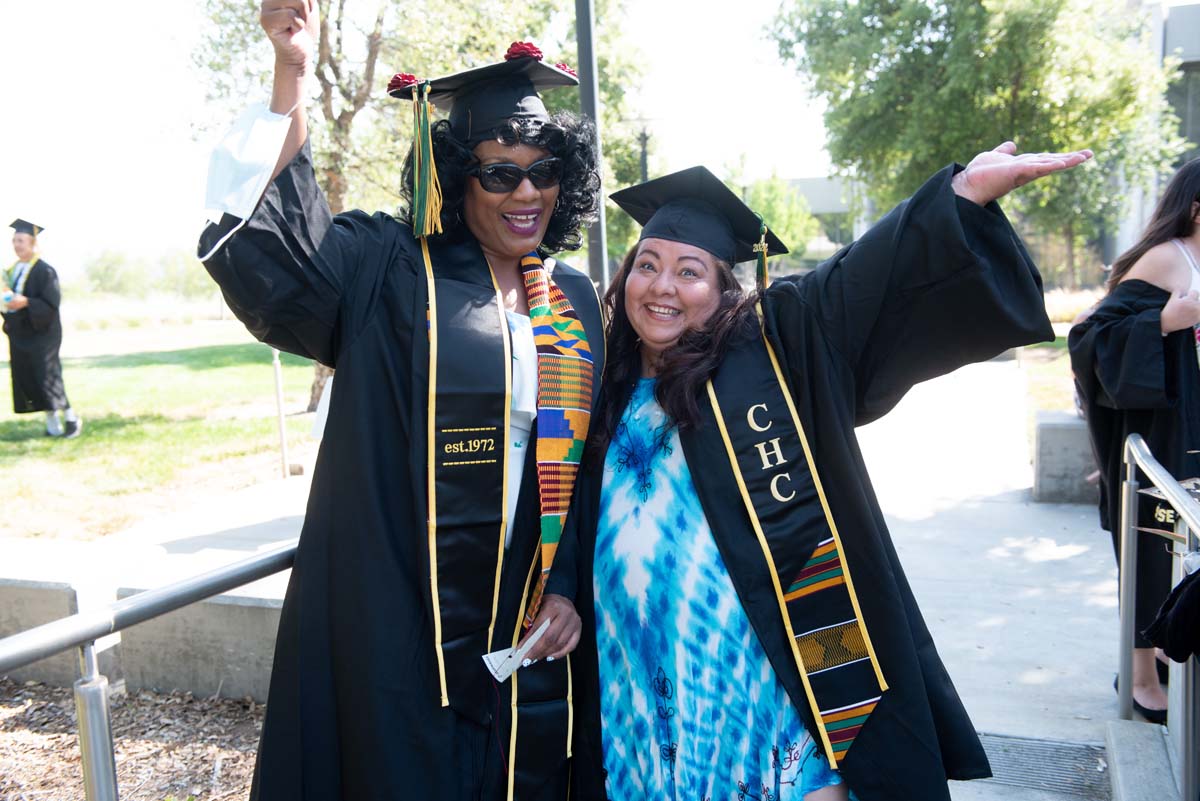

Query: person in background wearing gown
1069;157;1200;725
197;1;604;798
4;219;81;439
548;145;1091;801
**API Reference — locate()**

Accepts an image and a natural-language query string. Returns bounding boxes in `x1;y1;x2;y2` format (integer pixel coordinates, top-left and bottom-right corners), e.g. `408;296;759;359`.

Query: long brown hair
587;244;760;459
1107;157;1200;290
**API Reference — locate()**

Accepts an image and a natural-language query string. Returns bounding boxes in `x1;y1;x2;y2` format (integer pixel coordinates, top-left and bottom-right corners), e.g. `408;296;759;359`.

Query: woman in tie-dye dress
543;143;1092;801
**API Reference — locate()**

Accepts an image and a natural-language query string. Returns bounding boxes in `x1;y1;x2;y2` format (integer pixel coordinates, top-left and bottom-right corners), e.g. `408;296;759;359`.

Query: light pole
575;0;609;287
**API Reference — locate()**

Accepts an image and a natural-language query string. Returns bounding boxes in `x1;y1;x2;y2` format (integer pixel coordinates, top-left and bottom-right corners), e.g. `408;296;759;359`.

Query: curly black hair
399;112;601;255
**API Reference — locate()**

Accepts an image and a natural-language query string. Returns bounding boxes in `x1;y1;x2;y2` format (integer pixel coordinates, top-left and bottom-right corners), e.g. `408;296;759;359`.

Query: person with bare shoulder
1070;157;1200;724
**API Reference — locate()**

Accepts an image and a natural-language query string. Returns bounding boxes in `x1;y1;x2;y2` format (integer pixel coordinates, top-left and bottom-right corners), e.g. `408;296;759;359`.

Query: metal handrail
1118;433;1199;801
0;539;298;800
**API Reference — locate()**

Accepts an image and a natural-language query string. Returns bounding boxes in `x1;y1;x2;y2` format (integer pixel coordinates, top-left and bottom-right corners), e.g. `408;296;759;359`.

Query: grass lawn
0;323;319;539
1022;336;1074;412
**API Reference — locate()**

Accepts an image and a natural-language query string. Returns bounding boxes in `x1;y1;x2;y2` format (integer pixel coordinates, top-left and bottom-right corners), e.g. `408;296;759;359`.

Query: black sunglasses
469;157;563;193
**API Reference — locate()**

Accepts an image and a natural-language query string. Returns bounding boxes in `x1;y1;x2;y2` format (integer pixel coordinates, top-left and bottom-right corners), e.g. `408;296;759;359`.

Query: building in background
1117;2;1200;258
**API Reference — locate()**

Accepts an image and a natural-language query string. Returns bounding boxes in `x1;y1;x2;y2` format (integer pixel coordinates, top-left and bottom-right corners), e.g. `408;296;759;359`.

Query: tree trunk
308;141;349;408
1065;221;1076;289
308;362;335;413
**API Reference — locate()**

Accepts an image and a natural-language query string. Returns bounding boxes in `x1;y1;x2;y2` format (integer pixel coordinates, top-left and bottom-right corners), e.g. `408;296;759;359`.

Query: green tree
158;251;220;300
745;174;820;270
84;251;153;298
772;0;1188;286
195;0;640;406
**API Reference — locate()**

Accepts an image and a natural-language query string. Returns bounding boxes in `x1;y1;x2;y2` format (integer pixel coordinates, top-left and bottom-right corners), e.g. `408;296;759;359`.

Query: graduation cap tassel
754;216;771;291
410;82;444;239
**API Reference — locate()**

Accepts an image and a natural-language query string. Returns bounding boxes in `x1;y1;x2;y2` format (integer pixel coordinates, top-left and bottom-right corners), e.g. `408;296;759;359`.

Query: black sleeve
764;164;1054;425
1068;281;1174;410
26;263;61;333
197;140;401;366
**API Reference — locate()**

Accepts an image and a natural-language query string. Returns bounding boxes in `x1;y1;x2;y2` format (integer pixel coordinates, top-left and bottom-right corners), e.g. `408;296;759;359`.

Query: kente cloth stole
705;321;887;768
520;251;594;624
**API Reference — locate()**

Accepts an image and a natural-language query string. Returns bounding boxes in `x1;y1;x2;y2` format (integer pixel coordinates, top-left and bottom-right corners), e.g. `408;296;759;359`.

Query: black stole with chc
705;320;887;768
420;238;599;798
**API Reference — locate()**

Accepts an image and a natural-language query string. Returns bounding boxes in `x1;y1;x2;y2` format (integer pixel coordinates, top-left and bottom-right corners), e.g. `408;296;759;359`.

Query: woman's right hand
1160;290;1200;334
261;0;318;73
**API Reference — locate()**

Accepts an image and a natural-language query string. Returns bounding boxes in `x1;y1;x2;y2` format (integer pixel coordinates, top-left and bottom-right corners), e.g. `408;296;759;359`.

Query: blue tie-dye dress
594;378;849;801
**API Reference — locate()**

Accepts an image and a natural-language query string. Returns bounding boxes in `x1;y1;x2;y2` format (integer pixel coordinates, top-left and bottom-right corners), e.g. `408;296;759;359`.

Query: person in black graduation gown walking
197;2;604;799
546;144;1092;801
4;219;81;438
1068;156;1200;724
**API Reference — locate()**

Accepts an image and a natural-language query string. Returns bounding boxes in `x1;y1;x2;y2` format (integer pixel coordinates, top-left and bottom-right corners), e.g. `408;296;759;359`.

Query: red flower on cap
555;62;577;77
387;72;420;94
504;42;543;61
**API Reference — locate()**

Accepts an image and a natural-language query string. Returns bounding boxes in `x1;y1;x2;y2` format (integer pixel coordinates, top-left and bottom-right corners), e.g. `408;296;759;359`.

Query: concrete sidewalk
0;357;1142;799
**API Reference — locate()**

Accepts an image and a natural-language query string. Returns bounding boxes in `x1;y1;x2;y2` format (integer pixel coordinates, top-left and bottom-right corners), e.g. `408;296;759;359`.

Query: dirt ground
0;678;261;801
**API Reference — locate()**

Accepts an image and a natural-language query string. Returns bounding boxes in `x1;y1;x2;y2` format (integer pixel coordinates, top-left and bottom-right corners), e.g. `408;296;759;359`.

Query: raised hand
260;0;318;72
1160;289;1200;334
951;141;1093;206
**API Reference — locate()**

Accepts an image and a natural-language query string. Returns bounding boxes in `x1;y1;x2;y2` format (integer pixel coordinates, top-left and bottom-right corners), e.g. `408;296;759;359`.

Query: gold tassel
411;83;444;238
754;217;770;291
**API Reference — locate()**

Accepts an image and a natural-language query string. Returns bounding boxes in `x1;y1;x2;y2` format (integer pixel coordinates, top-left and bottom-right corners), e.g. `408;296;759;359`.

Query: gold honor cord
705;379;834;762
507;552;540;801
758;325;887;691
485;260;513;650
420;239;449;706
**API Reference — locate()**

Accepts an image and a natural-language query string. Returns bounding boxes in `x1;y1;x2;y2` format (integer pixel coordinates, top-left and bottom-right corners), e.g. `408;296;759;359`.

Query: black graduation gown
547;165;1056;801
1067;279;1196;646
3;259;68;413
198;142;604;801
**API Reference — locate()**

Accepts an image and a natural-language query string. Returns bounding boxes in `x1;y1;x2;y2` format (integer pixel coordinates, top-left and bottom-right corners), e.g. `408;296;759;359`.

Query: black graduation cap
387;44;579;239
609;166;789;265
9;219;44;237
388;45;578;145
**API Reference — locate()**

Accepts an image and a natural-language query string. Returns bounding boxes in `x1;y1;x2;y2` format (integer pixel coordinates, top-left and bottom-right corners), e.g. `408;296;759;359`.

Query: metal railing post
1117;454;1138;721
74;641;118;801
1182;521;1198;801
271;348;289;479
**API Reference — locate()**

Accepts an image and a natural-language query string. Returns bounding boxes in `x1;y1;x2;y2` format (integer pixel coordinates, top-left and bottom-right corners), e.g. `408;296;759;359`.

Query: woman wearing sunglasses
198;3;602;800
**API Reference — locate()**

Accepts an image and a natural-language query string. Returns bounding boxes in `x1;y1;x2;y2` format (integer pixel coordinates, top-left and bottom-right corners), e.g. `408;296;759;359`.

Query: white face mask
204;103;294;223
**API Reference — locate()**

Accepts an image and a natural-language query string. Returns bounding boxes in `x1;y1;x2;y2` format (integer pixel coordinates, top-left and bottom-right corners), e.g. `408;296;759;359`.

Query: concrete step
1106;719;1178;801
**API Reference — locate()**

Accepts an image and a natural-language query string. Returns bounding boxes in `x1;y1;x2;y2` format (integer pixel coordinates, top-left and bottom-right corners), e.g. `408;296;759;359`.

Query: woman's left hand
951;141;1093;206
518;593;581;664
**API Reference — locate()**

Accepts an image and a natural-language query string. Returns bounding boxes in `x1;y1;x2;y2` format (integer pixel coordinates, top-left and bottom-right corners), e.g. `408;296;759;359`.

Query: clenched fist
261;0;318;72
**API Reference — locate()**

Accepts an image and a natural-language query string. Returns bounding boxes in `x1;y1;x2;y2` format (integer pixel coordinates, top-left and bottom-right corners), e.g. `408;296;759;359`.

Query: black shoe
63;418;81;439
1113;675;1168;724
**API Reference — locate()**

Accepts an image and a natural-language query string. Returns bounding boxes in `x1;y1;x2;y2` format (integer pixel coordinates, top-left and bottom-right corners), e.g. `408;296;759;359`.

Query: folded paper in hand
482;619;551;682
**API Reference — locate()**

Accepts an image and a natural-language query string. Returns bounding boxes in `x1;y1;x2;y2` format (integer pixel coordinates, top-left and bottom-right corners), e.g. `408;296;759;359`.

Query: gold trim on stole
507;551;541;801
704;320;888;765
420;239;449;706
759;327;887;688
485;259;513;649
420;241;515;707
705;379;835;761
